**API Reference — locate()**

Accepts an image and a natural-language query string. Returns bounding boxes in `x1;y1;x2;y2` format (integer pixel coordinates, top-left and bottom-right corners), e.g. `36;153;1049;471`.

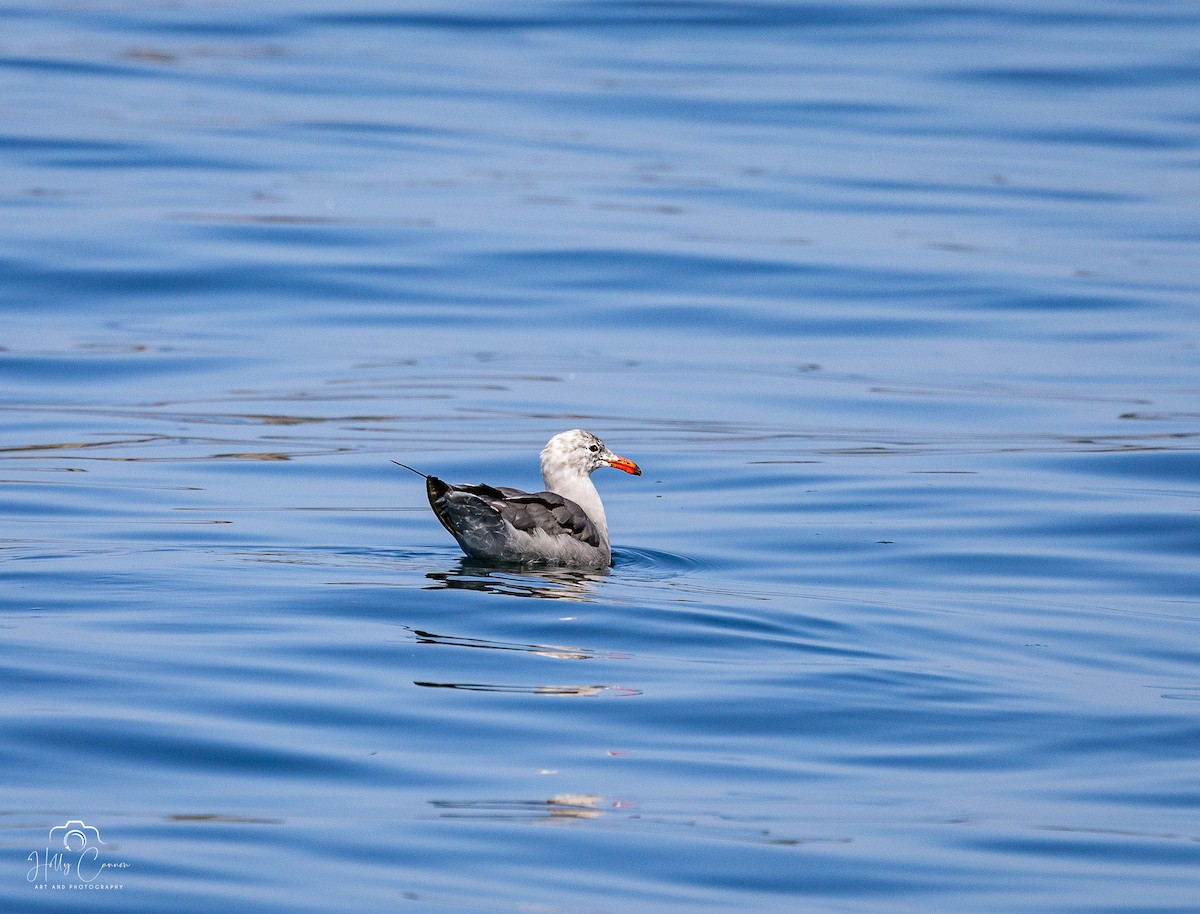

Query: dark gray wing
426;476;600;547
495;492;601;547
425;478;508;537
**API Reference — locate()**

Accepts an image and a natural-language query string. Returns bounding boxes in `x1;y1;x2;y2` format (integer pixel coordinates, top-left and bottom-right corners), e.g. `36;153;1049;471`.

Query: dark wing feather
425;476;600;547
496;492;601;547
425;477;512;536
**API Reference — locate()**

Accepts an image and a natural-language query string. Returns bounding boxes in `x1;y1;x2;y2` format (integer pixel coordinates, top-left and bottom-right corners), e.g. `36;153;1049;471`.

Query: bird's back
425;475;609;565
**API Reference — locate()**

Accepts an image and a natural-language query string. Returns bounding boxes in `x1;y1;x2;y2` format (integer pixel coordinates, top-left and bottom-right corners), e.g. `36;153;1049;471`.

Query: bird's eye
589;444;600;452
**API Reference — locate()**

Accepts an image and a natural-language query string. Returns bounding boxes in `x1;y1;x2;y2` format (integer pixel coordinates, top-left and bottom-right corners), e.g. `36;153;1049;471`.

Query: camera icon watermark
47;820;106;853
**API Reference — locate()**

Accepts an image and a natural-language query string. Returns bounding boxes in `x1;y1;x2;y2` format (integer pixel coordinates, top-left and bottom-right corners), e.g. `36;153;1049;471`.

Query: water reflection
405;623;639;694
404;627;621;661
414;681;640;697
167;814;284;825
422;558;607;601
429;794;609;821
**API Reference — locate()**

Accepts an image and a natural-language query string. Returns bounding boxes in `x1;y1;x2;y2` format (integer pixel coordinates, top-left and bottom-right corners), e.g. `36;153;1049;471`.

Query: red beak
607;455;642;476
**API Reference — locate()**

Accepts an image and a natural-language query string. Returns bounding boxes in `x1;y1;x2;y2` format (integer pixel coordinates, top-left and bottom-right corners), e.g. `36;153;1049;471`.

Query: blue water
3;2;1199;911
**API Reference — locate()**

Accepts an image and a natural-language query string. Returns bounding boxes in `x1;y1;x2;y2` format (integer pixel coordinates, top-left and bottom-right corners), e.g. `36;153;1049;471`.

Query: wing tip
424;475;461;536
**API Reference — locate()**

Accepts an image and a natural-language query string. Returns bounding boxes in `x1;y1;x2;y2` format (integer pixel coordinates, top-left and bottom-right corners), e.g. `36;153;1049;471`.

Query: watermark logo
27;820;128;891
49;821;104;854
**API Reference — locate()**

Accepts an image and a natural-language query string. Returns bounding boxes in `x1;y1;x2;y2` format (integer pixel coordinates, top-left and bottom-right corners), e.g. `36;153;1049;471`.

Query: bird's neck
543;467;609;546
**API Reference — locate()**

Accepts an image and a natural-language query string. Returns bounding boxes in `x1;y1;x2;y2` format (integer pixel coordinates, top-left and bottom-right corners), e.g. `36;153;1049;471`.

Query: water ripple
3;1;1199;911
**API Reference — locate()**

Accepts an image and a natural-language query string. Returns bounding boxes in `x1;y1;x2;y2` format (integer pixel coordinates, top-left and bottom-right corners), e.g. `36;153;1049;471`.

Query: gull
396;429;641;566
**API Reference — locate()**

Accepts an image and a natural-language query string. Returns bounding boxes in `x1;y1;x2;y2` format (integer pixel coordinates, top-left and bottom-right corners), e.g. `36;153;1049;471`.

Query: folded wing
425;476;603;563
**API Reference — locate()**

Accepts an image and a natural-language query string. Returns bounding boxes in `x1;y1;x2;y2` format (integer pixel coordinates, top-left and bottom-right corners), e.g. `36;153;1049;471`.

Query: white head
540;429;642;482
538;430;640;556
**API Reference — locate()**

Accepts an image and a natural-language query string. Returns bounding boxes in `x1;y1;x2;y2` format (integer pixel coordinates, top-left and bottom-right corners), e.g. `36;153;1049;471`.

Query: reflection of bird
396;429;641;566
422;555;609;601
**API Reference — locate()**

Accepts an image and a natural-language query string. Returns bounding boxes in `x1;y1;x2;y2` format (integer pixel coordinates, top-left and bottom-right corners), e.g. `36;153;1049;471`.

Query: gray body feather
426;476;609;565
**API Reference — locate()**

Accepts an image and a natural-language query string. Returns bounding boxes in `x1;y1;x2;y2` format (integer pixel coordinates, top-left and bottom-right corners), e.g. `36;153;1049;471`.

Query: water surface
2;2;1198;912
